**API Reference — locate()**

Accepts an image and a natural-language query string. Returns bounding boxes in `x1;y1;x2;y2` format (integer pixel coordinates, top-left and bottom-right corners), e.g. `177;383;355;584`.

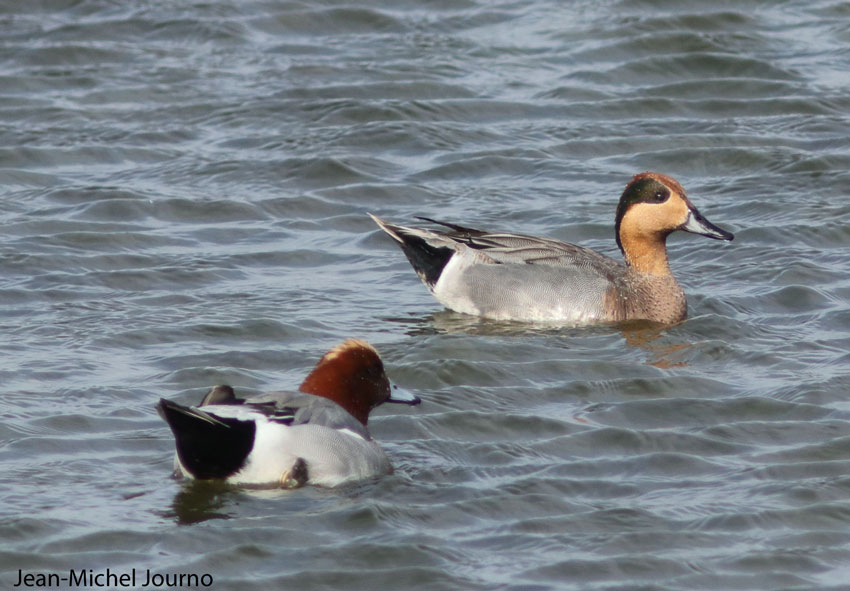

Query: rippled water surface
3;0;850;589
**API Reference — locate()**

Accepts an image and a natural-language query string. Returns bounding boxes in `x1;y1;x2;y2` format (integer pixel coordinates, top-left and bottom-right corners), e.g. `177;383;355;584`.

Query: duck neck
300;370;370;426
620;232;673;276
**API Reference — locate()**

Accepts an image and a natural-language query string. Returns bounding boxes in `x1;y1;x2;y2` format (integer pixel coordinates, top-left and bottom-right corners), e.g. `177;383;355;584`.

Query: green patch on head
615;176;670;252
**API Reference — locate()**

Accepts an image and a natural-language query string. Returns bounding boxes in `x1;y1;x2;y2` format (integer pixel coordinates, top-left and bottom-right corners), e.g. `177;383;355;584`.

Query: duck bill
387;382;421;405
681;208;734;241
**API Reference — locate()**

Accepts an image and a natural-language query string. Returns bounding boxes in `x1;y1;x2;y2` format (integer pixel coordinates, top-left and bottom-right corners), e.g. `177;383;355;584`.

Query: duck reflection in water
397;310;696;369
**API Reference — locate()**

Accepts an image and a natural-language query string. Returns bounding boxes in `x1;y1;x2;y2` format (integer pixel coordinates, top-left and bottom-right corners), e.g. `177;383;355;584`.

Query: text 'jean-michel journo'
13;568;214;588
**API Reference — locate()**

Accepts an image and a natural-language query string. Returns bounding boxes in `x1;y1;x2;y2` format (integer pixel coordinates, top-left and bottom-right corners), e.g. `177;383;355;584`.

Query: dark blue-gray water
2;1;850;589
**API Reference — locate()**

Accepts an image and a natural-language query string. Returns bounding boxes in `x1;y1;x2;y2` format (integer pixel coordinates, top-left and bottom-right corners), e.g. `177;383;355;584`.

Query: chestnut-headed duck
370;172;733;324
157;339;420;488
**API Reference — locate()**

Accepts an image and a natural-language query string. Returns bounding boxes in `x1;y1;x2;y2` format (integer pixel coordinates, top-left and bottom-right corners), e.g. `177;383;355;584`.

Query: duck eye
651;188;670;203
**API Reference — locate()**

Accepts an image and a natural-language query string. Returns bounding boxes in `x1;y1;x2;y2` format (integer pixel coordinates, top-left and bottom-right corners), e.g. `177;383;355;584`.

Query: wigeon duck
370;172;733;325
157;339;420;488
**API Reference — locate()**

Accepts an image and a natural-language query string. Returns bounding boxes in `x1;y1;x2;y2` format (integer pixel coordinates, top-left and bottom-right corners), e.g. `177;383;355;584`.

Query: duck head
615;172;734;274
299;339;420;425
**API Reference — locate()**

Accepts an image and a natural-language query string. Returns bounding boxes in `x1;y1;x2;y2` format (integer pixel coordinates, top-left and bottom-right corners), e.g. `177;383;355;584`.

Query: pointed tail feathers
157;398;256;480
369;214;455;288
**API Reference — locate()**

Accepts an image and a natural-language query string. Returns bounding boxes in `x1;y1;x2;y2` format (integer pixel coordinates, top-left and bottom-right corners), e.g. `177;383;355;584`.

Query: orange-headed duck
371;172;733;324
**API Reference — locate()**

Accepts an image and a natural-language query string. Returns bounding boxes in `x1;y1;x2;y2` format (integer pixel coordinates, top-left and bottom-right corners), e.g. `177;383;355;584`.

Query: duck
156;339;421;488
370;172;733;324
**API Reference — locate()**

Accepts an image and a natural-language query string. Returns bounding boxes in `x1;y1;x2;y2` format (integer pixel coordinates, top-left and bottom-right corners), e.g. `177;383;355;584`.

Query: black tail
395;231;453;288
372;216;454;288
157;399;255;480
